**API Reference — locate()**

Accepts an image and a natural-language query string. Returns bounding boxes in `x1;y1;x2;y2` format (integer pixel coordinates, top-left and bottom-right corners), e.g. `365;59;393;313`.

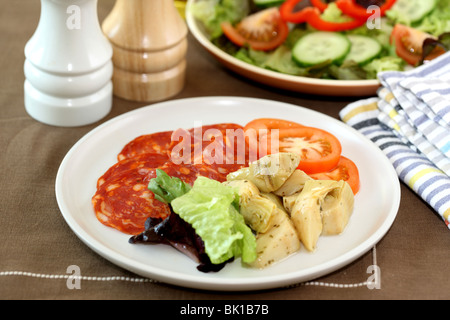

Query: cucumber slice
345;35;382;66
389;0;437;24
292;32;351;67
253;0;285;8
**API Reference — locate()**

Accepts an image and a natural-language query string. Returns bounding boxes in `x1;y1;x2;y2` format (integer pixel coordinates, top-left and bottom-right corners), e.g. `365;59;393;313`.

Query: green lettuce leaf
191;0;250;40
328;60;368;80
321;3;353;23
363;56;405;79
417;0;450;36
386;0;450;36
148;169;191;204
171;176;257;265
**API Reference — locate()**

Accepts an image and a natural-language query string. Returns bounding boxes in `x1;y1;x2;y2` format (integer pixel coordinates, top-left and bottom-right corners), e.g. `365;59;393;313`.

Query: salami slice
157;162;226;185
92;167;171;235
93;123;251;235
93;161;227;235
169;123;249;178
119;124;249;168
118;130;173;161
97;152;169;189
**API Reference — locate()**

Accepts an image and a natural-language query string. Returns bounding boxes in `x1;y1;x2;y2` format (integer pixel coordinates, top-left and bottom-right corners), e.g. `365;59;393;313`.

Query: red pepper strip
280;0;367;31
310;0;328;12
304;7;367;31
279;0;311;24
335;0;398;20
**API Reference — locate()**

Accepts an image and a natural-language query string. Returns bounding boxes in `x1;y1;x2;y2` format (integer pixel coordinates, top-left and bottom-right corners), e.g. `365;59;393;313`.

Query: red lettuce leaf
129;210;232;273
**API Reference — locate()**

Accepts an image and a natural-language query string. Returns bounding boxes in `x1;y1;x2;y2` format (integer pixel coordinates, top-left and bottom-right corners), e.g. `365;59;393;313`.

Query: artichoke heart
321;181;354;236
227;153;301;193
290;180;354;252
248;206;301;269
283;192;301;214
260;192;284;211
273;169;312;197
223;180;277;233
291;195;323;252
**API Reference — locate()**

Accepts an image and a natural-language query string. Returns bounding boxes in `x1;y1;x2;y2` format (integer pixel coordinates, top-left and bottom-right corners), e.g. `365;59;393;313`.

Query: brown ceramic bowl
185;0;381;97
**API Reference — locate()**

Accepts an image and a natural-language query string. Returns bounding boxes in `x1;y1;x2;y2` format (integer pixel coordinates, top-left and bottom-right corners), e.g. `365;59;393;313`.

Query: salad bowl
186;0;381;97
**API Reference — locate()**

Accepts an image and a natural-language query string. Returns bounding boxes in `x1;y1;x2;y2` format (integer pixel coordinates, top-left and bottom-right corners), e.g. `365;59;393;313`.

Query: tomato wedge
309;156;360;195
390;24;435;66
221;7;289;51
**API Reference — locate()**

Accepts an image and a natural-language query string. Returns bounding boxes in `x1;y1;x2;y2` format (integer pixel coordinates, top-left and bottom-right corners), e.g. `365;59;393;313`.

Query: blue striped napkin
340;52;450;230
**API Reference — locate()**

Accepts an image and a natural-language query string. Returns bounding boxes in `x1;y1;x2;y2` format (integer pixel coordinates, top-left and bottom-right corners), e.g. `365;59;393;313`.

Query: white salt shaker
24;0;113;127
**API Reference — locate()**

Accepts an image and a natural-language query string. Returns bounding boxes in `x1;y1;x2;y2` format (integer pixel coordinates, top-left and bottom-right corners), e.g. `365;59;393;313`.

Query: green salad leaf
171;176;257;265
191;0;250;39
193;0;449;80
416;0;450;36
363;56;405;78
386;0;450;36
148;169;192;204
321;3;354;23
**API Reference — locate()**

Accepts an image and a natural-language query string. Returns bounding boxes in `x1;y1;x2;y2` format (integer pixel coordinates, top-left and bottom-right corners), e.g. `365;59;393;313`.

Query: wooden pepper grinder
102;0;188;102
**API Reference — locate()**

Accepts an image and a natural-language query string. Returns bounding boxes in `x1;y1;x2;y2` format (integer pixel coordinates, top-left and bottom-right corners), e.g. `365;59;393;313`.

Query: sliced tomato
244;118;304;134
309;156;360;195
244;118;305;158
277;127;342;174
244;119;343;174
390;24;435;66
221;7;289;51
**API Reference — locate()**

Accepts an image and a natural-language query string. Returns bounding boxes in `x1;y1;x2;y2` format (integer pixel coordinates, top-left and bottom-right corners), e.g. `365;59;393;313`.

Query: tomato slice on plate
221;7;289;51
309;156;360;195
277;127;342;174
244;118;304;134
244;118;305;158
244;118;344;175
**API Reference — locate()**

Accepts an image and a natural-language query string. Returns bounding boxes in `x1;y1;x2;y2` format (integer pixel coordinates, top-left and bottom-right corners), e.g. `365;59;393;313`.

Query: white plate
55;97;400;291
186;0;381;97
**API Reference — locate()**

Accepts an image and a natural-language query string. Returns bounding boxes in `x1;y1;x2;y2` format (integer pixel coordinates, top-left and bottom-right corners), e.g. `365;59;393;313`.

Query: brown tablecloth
1;0;449;300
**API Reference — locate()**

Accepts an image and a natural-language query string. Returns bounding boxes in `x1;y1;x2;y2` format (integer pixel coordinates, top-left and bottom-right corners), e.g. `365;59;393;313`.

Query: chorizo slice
169;123;249;177
92;167;171;236
93;162;227;235
97;152;169;189
118;131;173;161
